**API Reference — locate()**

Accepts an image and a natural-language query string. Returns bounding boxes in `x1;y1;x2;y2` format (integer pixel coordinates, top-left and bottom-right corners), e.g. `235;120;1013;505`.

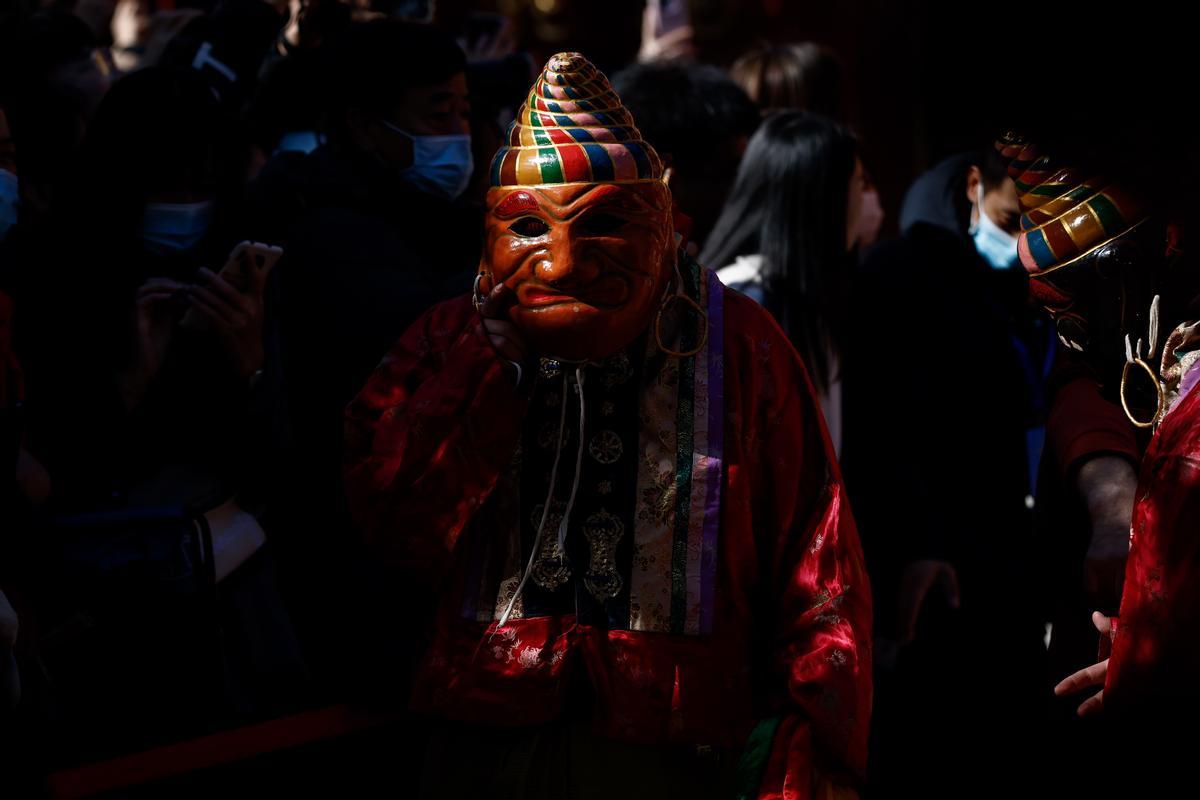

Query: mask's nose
535;231;602;289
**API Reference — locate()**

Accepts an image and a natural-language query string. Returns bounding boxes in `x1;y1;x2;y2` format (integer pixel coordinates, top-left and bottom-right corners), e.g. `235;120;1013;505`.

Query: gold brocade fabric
1160;319;1200;414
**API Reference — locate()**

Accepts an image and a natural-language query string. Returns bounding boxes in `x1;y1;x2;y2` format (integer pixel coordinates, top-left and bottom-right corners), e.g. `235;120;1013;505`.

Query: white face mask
381;121;473;202
142;201;215;256
970;184;1019;270
0;169;18;242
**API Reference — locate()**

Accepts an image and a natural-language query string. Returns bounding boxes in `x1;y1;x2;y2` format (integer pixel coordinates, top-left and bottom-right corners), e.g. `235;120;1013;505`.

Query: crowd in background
0;0;1173;795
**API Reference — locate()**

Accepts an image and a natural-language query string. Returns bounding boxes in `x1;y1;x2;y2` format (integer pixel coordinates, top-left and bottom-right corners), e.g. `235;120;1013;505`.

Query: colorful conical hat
488;52;664;188
993;132;1148;274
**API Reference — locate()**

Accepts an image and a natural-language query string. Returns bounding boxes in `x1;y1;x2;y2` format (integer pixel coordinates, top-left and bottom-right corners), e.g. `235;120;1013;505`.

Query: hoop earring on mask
472;271;491;313
1120;296;1166;428
1120;356;1166;429
654;252;708;358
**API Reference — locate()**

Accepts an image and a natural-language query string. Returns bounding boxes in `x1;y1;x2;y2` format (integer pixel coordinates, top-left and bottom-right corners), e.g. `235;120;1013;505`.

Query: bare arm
1076;455;1138;612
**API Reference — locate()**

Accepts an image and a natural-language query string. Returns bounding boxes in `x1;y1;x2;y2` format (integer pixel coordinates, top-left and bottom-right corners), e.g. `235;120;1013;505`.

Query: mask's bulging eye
577;212;628;236
509;217;549;238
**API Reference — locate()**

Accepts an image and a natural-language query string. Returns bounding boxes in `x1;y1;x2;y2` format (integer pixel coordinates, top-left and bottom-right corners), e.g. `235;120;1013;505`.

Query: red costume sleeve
1044;354;1141;478
343;296;527;583
725;297;872;798
1104;381;1200;719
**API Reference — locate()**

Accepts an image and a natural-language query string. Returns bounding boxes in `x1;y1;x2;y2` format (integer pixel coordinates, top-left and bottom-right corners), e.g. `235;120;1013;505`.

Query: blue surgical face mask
0;169;18;242
970;184;1019;270
381;121;473;202
274;130;325;156
142;201;215;256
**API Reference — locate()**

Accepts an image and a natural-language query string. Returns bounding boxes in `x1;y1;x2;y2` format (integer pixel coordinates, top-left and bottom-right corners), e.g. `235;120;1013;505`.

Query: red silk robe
344;280;872;798
1105;329;1200;718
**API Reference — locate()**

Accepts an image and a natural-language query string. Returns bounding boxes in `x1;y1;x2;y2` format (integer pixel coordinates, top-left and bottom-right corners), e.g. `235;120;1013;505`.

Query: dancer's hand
480;283;529;369
1054;612;1113;717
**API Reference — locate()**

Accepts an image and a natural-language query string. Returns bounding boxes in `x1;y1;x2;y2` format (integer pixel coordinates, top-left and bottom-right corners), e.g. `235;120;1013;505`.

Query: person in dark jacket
15;66;307;761
247;20;479;698
610;62;759;251
841;145;1050;796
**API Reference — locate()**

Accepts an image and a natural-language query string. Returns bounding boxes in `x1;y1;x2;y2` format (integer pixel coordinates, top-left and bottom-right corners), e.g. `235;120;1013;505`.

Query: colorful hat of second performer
488;52;664;188
993;132;1148;276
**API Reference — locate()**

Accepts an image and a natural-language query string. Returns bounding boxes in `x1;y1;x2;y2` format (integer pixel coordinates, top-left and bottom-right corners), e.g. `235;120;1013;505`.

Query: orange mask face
480;180;674;362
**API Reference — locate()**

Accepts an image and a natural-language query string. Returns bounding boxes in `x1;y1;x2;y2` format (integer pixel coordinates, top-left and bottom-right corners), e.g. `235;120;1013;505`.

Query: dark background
461;0;1193;237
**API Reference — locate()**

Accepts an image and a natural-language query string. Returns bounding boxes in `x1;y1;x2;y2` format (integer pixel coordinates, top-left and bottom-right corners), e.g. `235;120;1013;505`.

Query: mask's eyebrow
563;184;655;217
494;190;541;219
581;184;622;204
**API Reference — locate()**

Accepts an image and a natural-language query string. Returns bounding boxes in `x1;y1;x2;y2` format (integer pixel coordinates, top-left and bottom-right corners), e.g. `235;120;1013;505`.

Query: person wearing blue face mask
898;146;1024;268
840;142;1054;793
376;120;473;202
140;200;217;257
341;70;474;204
13;66;308;756
967;169;1022;270
243;23;484;706
249;22;479;411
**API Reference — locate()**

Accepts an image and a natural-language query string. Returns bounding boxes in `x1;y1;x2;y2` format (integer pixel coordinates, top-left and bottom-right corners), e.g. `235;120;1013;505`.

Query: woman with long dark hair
701;110;863;452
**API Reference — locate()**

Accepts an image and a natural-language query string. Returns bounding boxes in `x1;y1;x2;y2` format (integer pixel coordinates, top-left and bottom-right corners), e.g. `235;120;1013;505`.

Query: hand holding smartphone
180;241;283;331
214;241;284;294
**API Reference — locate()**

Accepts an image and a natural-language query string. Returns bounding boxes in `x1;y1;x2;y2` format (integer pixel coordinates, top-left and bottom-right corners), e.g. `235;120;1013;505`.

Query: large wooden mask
477;52;673;362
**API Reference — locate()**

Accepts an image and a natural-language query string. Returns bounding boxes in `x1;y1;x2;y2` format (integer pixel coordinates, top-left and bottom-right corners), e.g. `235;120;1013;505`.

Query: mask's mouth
515;275;630;311
521;287;578;307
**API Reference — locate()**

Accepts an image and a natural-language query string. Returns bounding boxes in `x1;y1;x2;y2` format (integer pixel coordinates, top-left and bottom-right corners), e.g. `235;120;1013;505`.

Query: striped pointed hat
993;131;1148;276
488;52;664;188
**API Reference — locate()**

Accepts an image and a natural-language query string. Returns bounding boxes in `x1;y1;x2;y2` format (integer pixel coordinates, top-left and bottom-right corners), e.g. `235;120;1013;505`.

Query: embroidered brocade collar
461;259;726;635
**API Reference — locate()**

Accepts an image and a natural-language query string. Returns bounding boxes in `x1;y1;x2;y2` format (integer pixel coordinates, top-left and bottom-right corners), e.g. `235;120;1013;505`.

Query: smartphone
217;241;284;293
180;241;284;330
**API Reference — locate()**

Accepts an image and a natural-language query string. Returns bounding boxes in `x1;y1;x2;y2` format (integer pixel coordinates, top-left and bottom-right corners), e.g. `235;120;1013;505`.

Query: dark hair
979;145;1010;191
34;67;243;373
610;61;759;172
701;111;859;391
730;43;846;120
250;50;326;153
944;146;1014;233
0;9;95;91
321;20;466;136
62;67;233;246
0;10;99;194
